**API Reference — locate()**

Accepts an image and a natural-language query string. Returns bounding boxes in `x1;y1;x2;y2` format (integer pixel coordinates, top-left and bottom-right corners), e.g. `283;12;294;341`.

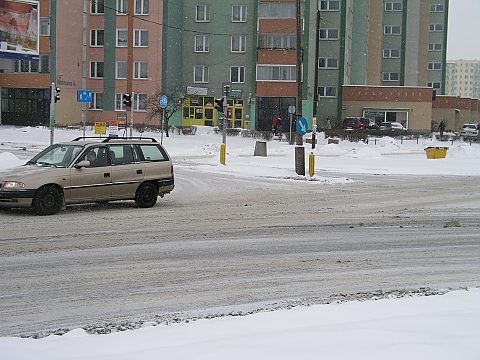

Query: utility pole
127;0;134;136
295;0;305;175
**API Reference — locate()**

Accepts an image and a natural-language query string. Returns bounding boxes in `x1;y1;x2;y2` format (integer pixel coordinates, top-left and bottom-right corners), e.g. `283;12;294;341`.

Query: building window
318;86;337;98
428;62;442;70
90;93;104;110
232;5;247;22
115;94;126;111
256;65;296;81
194;66;209;83
39;17;50;36
14;60;38;73
384;25;401;35
134;62;148;79
90;61;104;78
90;29;104;47
382;72;399;81
428;43;442;51
90;0;104;14
231;66;245;83
133;93;147;111
116;0;127;14
117;29;128;47
320;1;339;11
258;2;297;18
383;49;400;58
258;34;296;50
116;62;127;79
430;4;444;12
40;54;50;73
429;23;443;32
135;0;149;15
231;35;246;52
196;5;210;22
195;35;209;52
385;2;402;11
134;30;148;47
427;82;441;89
319;28;339;40
318;57;338;68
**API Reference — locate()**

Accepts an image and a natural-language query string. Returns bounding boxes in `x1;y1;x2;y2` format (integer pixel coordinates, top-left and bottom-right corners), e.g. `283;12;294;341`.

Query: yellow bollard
220;143;226;165
309;152;314;177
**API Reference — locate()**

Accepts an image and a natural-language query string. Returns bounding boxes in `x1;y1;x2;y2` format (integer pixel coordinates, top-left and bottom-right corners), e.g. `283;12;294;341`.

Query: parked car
379;122;407;134
0;137;174;215
342;117;379;130
459;123;479;138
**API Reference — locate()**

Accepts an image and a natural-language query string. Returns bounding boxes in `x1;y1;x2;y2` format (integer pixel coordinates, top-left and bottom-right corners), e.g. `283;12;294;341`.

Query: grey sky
447;0;480;60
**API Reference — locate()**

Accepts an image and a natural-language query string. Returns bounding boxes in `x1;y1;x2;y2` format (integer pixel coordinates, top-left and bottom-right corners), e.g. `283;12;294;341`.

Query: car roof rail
72;136;158;143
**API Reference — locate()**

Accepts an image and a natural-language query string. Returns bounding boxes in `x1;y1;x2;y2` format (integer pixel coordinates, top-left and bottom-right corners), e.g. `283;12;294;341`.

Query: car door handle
104;173;111;178
137;170;143;175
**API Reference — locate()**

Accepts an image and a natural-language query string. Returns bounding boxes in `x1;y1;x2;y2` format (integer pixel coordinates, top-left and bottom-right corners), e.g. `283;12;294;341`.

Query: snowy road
0;168;479;337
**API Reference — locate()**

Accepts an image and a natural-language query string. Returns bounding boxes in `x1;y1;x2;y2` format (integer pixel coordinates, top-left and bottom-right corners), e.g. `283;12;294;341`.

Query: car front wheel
33;186;63;215
135;182;158;208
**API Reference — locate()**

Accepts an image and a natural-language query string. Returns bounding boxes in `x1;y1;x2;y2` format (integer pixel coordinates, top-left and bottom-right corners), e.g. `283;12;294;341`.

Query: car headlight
2;181;26;190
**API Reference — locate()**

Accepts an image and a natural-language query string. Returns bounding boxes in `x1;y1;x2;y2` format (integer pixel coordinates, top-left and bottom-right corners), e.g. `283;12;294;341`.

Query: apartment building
445;60;480;99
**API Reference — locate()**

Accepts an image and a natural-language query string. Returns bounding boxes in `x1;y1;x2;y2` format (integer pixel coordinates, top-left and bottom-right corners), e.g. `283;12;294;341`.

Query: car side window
108;145;135;165
82;146;108;167
138;144;168;162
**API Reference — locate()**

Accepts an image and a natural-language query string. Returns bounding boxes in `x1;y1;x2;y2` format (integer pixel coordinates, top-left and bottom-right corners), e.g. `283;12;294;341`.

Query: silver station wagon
0;137;174;215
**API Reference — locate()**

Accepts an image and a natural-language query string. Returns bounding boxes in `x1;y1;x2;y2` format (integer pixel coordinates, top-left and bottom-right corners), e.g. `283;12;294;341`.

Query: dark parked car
342;117;379;130
379;122;407;134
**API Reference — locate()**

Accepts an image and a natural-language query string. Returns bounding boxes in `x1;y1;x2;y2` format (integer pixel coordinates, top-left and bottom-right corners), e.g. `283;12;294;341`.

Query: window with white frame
384;25;401;35
232;5;247;22
385;2;402;11
40;18;50;36
195;35;209;52
135;0;149;15
116;0;127;14
430;4;444;12
231;66;245;83
231;35;246;52
429;23;443;32
428;43;442;51
14;59;39;73
382;72;399;81
194;65;209;83
256;65;296;81
318;57;338;68
427;82;441;89
319;28;339;40
89;93;104;110
258;34;296;50
134;61;148;79
428;62;442;70
115;93;127;111
116;62;127;79
90;0;104;14
90;61;104;78
317;86;337;98
258;2;297;18
117;29;128;47
90;29;104;47
133;93;147;111
196;5;210;22
134;30;148;47
383;49;400;58
320;1;339;11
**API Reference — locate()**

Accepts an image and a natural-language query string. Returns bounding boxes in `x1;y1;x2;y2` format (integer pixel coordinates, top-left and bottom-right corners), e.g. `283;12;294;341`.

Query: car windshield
463;124;476;129
26;144;84;168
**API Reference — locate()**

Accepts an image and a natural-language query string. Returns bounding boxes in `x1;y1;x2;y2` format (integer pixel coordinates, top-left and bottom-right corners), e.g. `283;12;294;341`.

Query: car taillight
171;165;174;179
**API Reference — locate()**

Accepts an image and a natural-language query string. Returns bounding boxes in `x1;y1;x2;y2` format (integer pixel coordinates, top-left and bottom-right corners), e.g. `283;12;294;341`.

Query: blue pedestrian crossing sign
296;117;308;135
160;95;168;109
77;90;92;103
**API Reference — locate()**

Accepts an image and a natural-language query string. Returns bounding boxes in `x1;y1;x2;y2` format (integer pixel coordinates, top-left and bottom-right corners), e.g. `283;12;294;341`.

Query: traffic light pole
129;92;134;137
49;82;60;145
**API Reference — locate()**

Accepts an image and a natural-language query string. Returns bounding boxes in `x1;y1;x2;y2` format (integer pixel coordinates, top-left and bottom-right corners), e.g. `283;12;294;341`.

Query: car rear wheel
135;182;158;208
33;186;63;215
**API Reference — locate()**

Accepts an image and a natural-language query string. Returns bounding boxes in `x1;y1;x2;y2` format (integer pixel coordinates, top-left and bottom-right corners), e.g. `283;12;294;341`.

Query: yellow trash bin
424;146;448;159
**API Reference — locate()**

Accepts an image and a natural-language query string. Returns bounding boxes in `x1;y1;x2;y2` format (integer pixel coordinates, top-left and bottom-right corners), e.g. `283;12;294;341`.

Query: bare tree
146;86;186;137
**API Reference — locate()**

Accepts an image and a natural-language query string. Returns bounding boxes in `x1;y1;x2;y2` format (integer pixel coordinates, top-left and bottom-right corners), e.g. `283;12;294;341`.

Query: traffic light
214;98;223;113
432;89;436;101
54;86;60;102
123;93;132;107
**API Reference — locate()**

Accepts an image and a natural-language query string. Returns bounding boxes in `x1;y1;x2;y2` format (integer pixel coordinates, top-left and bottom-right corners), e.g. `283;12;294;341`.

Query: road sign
160;95;168;109
77;90;92;103
297;117;308;135
288;105;296;114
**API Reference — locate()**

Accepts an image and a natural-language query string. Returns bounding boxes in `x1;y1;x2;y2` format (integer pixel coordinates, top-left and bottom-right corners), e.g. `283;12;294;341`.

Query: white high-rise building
445;60;480;99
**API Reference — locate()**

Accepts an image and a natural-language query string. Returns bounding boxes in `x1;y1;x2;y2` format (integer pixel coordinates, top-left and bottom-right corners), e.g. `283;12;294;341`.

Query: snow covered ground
0;125;479;359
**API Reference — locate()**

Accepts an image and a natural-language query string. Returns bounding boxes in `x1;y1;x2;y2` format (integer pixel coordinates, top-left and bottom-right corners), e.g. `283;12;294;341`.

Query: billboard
0;0;39;61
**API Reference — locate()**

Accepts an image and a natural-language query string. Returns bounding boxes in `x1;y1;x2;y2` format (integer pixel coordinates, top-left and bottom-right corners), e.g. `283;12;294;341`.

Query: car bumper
0;189;35;208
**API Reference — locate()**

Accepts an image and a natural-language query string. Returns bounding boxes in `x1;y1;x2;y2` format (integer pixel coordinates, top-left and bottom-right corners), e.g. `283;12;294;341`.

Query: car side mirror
74;160;90;168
